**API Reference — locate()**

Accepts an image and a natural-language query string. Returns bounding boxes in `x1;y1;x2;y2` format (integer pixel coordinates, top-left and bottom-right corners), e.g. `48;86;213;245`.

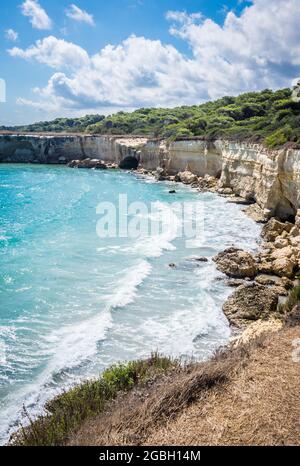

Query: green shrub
6;88;300;147
265;125;293;148
11;353;177;446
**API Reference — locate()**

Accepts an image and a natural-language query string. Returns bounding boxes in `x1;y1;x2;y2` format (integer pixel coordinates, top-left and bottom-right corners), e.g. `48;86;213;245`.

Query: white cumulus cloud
66;4;95;26
8;36;89;70
12;0;300;117
5;29;19;41
21;0;52;30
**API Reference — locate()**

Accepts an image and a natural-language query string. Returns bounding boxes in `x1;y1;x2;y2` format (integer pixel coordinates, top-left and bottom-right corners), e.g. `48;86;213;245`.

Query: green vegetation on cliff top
2;88;300;148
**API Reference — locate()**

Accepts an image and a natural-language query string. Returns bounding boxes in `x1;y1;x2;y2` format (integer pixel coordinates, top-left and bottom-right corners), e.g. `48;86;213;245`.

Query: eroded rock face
1;136;300;220
223;283;279;327
213;247;257;279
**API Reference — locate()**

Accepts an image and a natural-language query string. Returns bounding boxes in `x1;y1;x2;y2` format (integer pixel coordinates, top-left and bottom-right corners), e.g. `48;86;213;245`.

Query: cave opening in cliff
274;199;296;223
119;156;139;170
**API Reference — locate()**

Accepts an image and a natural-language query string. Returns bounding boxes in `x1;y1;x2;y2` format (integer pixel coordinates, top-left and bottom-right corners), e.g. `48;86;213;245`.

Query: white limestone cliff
0;134;299;220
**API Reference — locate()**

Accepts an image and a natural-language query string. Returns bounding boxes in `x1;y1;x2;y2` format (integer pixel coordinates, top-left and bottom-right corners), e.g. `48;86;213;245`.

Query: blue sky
0;0;299;125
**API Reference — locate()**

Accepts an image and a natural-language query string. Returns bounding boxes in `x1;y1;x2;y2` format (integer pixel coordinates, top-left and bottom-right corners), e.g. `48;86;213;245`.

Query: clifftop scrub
2;88;300;149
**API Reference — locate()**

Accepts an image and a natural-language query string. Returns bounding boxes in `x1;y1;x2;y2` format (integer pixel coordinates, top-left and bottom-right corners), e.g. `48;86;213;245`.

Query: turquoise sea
0;164;260;443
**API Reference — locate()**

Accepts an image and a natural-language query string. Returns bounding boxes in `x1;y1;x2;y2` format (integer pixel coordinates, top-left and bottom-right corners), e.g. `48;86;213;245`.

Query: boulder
262;218;293;242
255;274;281;286
222;283;279;327
290;235;300;247
197;175;218;192
213;247;257;279
69;158;108;169
272;257;297;278
176;171;198;185
217;187;233;195
271;245;294;260
274;237;289;249
155;167;167;181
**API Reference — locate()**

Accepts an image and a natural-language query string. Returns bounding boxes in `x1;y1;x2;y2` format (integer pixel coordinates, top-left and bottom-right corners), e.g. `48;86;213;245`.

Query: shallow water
0;164;261;443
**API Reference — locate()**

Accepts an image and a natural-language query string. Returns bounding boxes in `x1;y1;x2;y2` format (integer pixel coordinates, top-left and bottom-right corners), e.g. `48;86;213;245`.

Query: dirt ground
68;326;300;446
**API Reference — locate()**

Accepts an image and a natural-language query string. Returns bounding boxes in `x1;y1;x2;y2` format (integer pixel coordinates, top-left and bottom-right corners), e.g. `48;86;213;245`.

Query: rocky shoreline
67;158;300;331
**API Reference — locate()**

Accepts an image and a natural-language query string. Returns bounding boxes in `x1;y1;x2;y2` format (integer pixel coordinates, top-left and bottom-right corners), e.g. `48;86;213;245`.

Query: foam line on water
109;260;152;308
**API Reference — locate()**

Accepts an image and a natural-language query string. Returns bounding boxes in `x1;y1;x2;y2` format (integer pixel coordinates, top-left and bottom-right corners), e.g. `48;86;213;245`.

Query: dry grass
145;326;300;446
68;336;267;446
67;325;300;446
10;354;177;446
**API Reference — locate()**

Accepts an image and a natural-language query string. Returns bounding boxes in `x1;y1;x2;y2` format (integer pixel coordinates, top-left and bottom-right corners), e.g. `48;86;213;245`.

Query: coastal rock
155;167;167;181
274;237;289;249
223;283;279;327
271;257;297;278
68;158;108;169
255;274;281;286
269;285;288;296
217;187;233;195
243;204;268;223
198;175;218;192
213;247;257;279
175;171;198;185
257;255;297;278
225;279;247;287
262;218;293;242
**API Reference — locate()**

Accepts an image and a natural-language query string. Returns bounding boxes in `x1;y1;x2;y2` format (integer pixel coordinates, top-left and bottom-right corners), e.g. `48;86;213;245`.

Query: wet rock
213;247;257;279
223;283;279;327
169;190;176;194
192;257;209;262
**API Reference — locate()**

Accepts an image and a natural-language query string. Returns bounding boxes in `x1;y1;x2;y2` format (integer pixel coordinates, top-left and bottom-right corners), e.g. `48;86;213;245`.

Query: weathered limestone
213;247;257;279
1;135;300;220
222;283;279;327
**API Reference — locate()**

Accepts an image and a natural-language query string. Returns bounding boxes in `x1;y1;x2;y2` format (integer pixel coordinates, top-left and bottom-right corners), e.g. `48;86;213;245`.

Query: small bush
265;125;292;148
11;353;177;446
